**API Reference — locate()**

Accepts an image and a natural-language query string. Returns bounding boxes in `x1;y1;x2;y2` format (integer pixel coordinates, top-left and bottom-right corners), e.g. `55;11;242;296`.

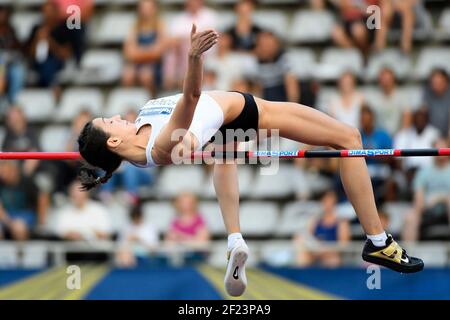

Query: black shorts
212;91;259;144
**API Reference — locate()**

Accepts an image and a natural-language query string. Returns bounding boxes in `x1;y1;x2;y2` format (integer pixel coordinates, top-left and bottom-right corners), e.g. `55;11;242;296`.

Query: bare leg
261;100;384;235
351;22;370;59
213;161;241;235
375;0;394;51
397;0;416;53
332;25;355;48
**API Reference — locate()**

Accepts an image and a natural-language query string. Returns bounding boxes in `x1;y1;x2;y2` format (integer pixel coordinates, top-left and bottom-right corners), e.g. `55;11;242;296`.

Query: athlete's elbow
183;93;200;107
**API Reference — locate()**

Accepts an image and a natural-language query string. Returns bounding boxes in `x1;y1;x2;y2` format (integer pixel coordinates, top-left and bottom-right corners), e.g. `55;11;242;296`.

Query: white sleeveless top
329;94;363;128
132;92;224;168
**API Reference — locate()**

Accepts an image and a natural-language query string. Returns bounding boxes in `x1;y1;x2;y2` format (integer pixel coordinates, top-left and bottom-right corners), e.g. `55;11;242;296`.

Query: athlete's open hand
189;24;218;57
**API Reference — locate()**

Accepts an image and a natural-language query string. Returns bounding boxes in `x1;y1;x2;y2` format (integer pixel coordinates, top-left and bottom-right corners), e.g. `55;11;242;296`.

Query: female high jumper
77;25;423;297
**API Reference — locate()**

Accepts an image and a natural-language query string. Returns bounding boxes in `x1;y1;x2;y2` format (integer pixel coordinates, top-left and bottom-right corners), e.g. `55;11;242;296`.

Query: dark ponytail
77;121;122;190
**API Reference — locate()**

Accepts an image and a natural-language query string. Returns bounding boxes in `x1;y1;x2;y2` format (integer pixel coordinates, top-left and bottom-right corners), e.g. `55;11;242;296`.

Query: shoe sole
224;246;248;297
362;254;424;273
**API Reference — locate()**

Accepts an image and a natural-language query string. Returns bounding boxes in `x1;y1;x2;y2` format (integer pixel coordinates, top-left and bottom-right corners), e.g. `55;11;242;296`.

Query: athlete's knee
342;126;363;149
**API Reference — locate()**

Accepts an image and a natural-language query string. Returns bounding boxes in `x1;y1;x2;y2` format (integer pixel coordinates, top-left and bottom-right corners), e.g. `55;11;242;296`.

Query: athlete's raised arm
154;24;218;160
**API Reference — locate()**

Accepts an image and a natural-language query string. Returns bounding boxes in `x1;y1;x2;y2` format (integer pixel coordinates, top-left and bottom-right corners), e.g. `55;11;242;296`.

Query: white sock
367;232;388;247
228;232;244;250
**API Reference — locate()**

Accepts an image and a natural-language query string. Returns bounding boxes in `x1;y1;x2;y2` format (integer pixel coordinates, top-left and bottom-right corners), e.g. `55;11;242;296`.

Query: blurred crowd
1;0;450;268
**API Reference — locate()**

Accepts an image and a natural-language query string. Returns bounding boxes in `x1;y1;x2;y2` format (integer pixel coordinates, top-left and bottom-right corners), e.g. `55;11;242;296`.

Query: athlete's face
92;115;136;151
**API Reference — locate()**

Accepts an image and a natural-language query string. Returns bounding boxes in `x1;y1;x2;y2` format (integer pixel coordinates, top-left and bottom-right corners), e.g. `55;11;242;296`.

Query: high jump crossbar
0;148;449;161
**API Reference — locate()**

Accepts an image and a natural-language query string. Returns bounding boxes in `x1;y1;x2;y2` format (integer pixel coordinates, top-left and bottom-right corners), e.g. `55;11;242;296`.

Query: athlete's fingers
201;36;218;47
198;30;216;39
199;36;218;50
201;37;218;52
201;32;218;44
191;24;197;36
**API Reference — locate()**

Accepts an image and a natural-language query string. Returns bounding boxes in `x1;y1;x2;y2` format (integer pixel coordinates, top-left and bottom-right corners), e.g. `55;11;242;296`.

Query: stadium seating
285;49;317;79
316;48;364;81
39;125;71;152
0;128;4;148
74;49;124;85
156;165;206;198
10;11;40;42
289;9;335;44
104;199;130;233
90;11;136;45
239;201;279;236
436;8;450;40
199;201;227;236
252;9;289;38
202;165;254;198
249;164;294;199
365;49;413;81
276;201;322;236
414;47;450;80
382;202;412;236
142;201;176;233
1;0;449;269
105;87;151;116
260;241;295;266
56;88;104;121
16;89;56;122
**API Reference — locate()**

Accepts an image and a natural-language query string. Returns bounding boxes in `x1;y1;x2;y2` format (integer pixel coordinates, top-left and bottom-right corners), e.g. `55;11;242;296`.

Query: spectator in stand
27;0;76;87
253;30;299;102
294;190;350;267
116;203;159;268
0;161;48;240
48;109;92;192
0;56;5;110
0;5;25;108
204;32;256;91
165;192;210;246
375;0;417;53
291;146;336;200
360;105;393;201
122;0;166;96
100;109;156;204
331;0;379;58
230;77;258;96
1;106;40;153
423;69;450;139
163;0;218;90
55;180;112;241
372;67;412;135
53;0;94;64
1;106;42;177
394;107;440;173
402;138;450;241
66;109;92;152
328;71;364;128
225;0;262;52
